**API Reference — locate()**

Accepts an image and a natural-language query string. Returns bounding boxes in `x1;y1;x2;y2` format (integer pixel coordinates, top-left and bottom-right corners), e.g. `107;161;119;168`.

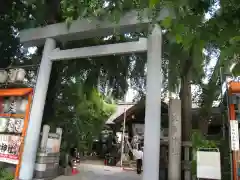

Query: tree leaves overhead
2;0;240;147
0;1;33;68
22;0;240;136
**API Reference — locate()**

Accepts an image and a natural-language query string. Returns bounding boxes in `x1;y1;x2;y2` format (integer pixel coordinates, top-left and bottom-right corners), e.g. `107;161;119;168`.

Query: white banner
230;120;239;151
197;151;221;179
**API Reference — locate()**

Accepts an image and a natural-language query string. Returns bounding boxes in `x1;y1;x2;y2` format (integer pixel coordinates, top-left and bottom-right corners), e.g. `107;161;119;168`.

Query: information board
197;151;221;179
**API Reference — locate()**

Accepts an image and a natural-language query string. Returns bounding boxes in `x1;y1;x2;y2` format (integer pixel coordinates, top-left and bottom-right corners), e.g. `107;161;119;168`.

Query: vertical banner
230;120;239;151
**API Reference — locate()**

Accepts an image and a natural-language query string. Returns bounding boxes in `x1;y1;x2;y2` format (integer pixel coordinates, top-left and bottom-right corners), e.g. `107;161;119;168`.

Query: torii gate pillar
19;38;56;180
143;24;162;180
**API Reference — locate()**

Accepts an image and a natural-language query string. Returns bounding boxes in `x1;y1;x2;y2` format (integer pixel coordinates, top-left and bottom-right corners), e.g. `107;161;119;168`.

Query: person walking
133;146;143;174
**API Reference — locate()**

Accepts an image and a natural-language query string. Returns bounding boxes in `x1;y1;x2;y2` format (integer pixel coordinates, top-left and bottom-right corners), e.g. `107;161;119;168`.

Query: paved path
54;164;141;180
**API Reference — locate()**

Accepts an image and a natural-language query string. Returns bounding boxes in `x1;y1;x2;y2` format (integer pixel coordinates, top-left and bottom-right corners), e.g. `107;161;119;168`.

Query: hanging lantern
14;118;24;133
10;97;16;114
16;97;22;114
8;69;18;83
3;98;10;113
0;70;8;83
16;97;28;113
7;118;15;132
15;68;26;82
20;98;28;113
0;118;8;132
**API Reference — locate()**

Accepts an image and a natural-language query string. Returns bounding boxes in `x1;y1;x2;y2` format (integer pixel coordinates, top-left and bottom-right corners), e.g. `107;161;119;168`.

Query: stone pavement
54;163;142;180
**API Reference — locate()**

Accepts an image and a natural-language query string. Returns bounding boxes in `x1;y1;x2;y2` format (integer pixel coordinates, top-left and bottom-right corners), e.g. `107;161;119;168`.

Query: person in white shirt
132;146;143;174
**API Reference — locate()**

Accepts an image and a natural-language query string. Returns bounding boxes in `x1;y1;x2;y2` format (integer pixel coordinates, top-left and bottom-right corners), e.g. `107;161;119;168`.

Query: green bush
191;130;218;175
0;168;14;180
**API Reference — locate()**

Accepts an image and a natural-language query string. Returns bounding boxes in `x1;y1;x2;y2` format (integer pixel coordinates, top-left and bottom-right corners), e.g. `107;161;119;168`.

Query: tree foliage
46;74;115;151
0;1;32;68
2;0;240;149
0;2;238;178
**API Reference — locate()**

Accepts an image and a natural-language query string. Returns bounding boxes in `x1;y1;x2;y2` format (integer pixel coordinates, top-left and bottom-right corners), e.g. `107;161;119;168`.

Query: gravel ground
54;163;141;180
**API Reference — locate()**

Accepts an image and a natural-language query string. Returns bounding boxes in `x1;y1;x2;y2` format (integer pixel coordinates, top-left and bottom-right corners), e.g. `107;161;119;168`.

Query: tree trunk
180;66;192;141
198;117;209;136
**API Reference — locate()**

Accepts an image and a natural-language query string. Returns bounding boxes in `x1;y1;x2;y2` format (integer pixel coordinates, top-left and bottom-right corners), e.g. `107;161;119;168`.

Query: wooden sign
230;120;239;151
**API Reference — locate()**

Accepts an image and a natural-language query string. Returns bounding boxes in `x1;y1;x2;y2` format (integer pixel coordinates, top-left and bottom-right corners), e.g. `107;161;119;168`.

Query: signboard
197;151;221;179
46;137;60;153
230;120;239;151
0;135;21;164
40;126;62;154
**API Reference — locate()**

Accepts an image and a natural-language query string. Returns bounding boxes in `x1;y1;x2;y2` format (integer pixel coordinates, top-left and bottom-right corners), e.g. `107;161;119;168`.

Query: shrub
0;168;14;180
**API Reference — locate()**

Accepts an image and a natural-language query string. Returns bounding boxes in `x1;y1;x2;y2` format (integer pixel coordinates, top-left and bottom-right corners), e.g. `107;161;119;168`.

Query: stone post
168;99;182;180
56;128;63;152
40;125;50;152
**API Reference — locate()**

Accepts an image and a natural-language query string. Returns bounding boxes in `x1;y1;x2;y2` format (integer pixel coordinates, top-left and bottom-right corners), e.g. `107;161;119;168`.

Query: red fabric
72;168;79;175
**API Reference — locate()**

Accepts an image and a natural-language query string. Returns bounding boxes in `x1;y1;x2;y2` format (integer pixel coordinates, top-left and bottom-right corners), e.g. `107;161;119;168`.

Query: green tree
5;0;240;143
47;77;115;152
0;1;32;68
158;0;218;140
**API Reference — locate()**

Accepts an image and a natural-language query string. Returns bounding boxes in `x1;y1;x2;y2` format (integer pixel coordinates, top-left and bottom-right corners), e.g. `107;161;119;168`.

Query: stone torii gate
18;9;177;180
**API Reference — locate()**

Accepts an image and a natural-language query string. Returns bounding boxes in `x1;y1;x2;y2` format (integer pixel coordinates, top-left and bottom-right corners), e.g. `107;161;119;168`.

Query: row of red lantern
0;118;24;133
0;97;28;114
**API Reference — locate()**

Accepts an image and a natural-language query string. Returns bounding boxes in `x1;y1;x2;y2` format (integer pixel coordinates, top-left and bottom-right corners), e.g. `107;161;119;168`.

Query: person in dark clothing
133;146;143;174
69;146;78;167
136;158;142;174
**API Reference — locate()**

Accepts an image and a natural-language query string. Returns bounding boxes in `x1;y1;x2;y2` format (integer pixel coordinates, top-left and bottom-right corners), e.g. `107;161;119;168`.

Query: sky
28;47;37;54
